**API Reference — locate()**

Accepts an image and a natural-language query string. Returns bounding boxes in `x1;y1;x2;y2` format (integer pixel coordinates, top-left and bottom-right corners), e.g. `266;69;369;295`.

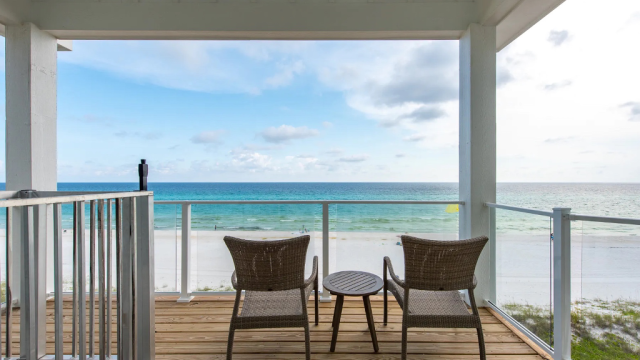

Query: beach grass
503;300;640;360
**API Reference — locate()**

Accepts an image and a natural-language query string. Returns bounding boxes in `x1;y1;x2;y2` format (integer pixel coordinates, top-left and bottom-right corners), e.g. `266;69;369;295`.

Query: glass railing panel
571;220;640;358
331;204;459;280
154;204;179;292
190;203;322;292
495;208;553;347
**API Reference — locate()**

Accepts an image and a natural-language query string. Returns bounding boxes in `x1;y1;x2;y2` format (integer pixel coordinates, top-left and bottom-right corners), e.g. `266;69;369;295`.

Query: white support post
320;203;331;302
553;208;572;360
459;23;497;304
19;205;37;360
136;195;156;360
6;22;58;303
18;192;47;360
177;204;194;303
120;198;134;360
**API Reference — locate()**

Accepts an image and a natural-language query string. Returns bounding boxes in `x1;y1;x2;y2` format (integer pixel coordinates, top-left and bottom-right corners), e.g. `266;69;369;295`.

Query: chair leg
304;324;311;360
401;287;409;360
477;326;487;360
383;259;388;326
226;327;235;360
315;280;319;325
401;325;408;360
468;288;486;360
383;283;388;325
227;290;242;360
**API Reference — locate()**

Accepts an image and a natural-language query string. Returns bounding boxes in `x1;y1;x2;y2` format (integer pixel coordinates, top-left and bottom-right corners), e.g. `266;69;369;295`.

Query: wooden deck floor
5;295;550;359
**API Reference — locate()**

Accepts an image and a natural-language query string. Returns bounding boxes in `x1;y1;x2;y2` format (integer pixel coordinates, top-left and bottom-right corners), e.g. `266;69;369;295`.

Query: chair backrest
400;235;488;291
224;235;310;291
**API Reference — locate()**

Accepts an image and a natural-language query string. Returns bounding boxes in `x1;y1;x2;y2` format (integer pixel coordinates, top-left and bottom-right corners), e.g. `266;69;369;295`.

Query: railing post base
320;292;332;303
177;295;194;303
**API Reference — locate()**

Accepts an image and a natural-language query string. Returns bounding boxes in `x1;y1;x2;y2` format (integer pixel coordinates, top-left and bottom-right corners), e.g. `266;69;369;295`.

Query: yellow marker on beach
445;204;459;213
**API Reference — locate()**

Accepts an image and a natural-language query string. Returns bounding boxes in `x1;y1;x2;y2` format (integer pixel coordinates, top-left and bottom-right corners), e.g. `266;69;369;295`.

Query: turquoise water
2;183;640;234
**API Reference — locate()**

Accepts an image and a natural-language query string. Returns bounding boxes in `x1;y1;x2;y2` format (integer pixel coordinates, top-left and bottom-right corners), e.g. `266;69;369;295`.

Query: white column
5;23;58;302
459;23;496;303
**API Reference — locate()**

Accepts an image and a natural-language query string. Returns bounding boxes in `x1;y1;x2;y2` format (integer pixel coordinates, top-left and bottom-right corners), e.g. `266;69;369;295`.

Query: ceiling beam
26;1;478;40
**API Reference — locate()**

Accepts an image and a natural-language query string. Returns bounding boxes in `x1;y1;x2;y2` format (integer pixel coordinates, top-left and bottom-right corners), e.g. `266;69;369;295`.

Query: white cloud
496;0;640;181
338;154;369;163
115;131;162;140
325;148;343;156
403;134;426;142
230;152;274;172
191;130;225;144
265;60;305;88
259;125;319;143
543;80;572;91
322;121;333;128
621;102;640;122
548;30;570;46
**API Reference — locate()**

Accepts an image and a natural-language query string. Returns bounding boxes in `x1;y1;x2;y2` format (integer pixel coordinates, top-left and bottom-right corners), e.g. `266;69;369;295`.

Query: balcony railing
0;190;155;360
486;202;640;360
4;191;637;360
153;200;463;302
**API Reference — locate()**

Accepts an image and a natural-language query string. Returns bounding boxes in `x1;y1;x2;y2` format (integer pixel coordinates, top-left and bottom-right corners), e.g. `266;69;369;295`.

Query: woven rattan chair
383;235;489;360
224;235;318;360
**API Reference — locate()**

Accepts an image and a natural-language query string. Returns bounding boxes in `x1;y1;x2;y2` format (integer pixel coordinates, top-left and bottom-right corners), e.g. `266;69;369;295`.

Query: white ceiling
0;0;564;51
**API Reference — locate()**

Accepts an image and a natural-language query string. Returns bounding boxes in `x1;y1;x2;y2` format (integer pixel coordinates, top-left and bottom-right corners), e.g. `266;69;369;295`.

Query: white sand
1;230;638;306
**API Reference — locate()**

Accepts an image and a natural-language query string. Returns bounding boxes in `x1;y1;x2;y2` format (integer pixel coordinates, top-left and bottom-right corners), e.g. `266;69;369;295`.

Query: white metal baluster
53;204;63;360
5;208;12;359
90;200;96;357
98;200;106;360
553;207;571;360
78;201;87;360
19;205;37;360
72;202;78;358
0;210;2;360
177;203;193;303
116;198;123;359
107;199;113;358
321;202;331;302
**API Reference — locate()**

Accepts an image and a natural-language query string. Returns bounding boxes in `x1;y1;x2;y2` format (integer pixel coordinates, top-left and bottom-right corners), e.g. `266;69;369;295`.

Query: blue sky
1;0;639;182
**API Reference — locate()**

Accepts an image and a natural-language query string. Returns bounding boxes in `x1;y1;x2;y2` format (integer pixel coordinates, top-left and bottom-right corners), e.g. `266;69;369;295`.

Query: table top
323;271;383;296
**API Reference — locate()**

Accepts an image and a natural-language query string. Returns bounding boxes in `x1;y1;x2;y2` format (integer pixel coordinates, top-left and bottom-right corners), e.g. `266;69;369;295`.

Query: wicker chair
383;235;489;360
224;235;318;360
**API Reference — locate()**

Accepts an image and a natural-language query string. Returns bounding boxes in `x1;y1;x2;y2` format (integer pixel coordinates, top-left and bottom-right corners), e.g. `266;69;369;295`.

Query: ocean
2;182;640;234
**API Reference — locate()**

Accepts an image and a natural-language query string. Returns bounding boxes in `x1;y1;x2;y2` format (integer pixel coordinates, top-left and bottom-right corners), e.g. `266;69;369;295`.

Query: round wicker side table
323;270;383;353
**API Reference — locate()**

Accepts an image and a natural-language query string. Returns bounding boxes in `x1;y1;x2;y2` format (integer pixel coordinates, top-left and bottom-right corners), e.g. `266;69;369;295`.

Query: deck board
1;295;547;359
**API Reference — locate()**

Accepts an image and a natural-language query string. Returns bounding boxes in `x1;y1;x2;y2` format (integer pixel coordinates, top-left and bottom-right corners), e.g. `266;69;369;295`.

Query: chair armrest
384;256;405;288
231;271;238;289
303;256;319;287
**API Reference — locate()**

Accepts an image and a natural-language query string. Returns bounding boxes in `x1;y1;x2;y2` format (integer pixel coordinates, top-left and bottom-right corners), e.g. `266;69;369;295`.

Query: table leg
330;295;344;352
363;295;379;352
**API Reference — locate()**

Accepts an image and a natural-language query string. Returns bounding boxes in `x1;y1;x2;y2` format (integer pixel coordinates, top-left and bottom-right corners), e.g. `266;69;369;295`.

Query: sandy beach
1;230;638;307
